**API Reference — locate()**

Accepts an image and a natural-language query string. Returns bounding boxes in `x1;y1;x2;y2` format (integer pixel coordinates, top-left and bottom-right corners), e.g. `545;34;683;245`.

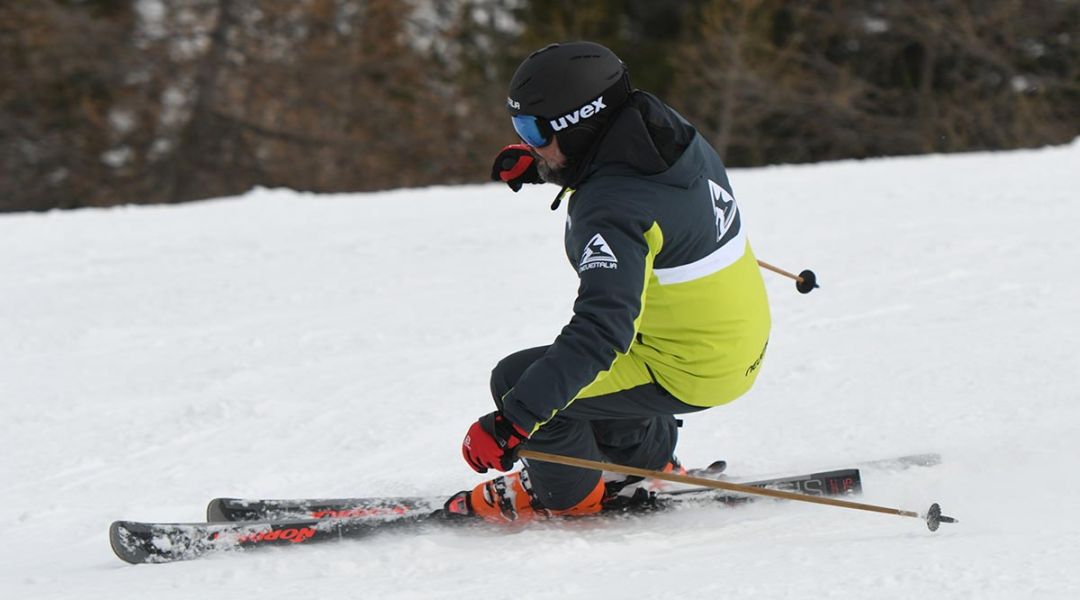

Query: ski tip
913;453;943;467
860;453;942;471
207;498;230;522
110;520;150;565
705;460;727;474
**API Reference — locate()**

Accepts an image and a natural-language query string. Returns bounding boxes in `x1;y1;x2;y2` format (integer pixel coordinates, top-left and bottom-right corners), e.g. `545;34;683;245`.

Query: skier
451;41;772;522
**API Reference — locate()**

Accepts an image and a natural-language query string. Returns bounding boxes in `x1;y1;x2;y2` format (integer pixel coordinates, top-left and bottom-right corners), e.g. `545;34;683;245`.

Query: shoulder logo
579;233;618;272
709;179;738;242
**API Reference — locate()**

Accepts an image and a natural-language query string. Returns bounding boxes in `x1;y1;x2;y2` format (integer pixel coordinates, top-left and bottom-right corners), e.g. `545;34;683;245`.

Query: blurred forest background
1;0;1077;212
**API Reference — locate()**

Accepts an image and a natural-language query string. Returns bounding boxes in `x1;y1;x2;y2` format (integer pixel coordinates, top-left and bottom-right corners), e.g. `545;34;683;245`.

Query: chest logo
579;233;618;272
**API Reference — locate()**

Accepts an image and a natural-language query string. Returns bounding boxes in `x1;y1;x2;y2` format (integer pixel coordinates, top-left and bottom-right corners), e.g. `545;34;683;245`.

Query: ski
207;495;441;523
856;453;941;470
110;511;443;565
111;467;859;564
201;454;926;524
721;455;941;487
206;460;730;522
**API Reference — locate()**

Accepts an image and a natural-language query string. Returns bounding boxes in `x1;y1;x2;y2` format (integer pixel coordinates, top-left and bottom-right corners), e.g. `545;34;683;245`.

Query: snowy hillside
2;141;1078;599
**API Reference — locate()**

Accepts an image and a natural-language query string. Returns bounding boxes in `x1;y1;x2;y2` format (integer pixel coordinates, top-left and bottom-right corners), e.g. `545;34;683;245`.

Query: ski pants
491;346;707;511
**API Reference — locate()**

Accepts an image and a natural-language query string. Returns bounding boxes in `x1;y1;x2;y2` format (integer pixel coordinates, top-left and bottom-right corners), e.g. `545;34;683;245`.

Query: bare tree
671;0;1079;167
1;0;1075;212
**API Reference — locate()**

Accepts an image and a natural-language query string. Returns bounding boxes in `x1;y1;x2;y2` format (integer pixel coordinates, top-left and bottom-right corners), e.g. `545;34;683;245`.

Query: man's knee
592;415;678;471
490;346;548;410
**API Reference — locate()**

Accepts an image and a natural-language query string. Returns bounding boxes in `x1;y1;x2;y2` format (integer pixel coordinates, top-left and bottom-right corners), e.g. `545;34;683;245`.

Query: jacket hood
567;91;699;189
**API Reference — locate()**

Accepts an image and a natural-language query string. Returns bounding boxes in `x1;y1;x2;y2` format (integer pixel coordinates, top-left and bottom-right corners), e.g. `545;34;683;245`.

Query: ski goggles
511;114;554;148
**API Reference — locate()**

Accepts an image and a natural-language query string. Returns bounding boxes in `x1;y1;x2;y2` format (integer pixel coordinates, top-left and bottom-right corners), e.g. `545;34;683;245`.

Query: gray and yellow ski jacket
502;92;771;434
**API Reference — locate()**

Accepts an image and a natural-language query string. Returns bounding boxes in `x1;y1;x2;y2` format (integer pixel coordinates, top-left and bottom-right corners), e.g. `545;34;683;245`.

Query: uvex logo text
550;96;606;131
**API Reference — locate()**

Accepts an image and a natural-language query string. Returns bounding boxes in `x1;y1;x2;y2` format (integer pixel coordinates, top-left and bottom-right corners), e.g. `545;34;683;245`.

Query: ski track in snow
2;141;1078;599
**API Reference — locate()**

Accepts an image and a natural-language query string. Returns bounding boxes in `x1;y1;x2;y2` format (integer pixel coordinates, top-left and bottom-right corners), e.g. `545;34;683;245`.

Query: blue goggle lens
511;114;551;147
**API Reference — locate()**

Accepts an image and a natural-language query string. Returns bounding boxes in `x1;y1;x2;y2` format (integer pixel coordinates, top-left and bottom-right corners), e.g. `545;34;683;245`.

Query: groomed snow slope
2;141;1078;599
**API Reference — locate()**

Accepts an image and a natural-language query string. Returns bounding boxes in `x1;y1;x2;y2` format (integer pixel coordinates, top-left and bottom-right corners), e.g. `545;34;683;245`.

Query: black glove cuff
479;412;526;449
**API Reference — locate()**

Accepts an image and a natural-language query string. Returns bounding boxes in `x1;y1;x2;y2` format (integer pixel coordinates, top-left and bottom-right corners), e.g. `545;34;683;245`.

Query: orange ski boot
444;470;606;524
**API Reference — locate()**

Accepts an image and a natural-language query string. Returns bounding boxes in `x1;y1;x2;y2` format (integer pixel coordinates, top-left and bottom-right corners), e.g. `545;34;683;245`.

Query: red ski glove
490;144;542;192
462;411;530;473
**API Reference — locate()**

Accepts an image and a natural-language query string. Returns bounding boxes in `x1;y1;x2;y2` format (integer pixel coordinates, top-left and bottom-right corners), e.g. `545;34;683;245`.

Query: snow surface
2;141;1079;599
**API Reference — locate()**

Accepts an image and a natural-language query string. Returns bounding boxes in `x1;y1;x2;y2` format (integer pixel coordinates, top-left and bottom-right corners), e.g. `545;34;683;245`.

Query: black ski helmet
506;42;631;158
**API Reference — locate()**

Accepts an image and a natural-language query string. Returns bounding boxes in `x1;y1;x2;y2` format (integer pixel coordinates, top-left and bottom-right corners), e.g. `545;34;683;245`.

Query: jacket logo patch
709;179;738;242
579;233;618;272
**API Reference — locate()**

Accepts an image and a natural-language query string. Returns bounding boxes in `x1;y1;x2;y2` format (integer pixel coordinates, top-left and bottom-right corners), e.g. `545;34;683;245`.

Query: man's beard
536;154;574;187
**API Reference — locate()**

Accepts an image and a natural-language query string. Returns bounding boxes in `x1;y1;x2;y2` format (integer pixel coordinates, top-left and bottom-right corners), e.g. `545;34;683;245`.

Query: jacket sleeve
500;197;660;433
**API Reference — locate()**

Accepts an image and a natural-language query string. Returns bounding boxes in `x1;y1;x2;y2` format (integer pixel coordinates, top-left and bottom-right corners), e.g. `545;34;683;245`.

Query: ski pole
519;449;957;532
757;260;818;294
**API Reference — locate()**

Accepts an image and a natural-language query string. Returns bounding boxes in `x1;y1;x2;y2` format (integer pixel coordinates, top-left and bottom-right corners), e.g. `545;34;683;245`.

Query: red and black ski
110;466;860;564
109;511;444;565
205;460;732;523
